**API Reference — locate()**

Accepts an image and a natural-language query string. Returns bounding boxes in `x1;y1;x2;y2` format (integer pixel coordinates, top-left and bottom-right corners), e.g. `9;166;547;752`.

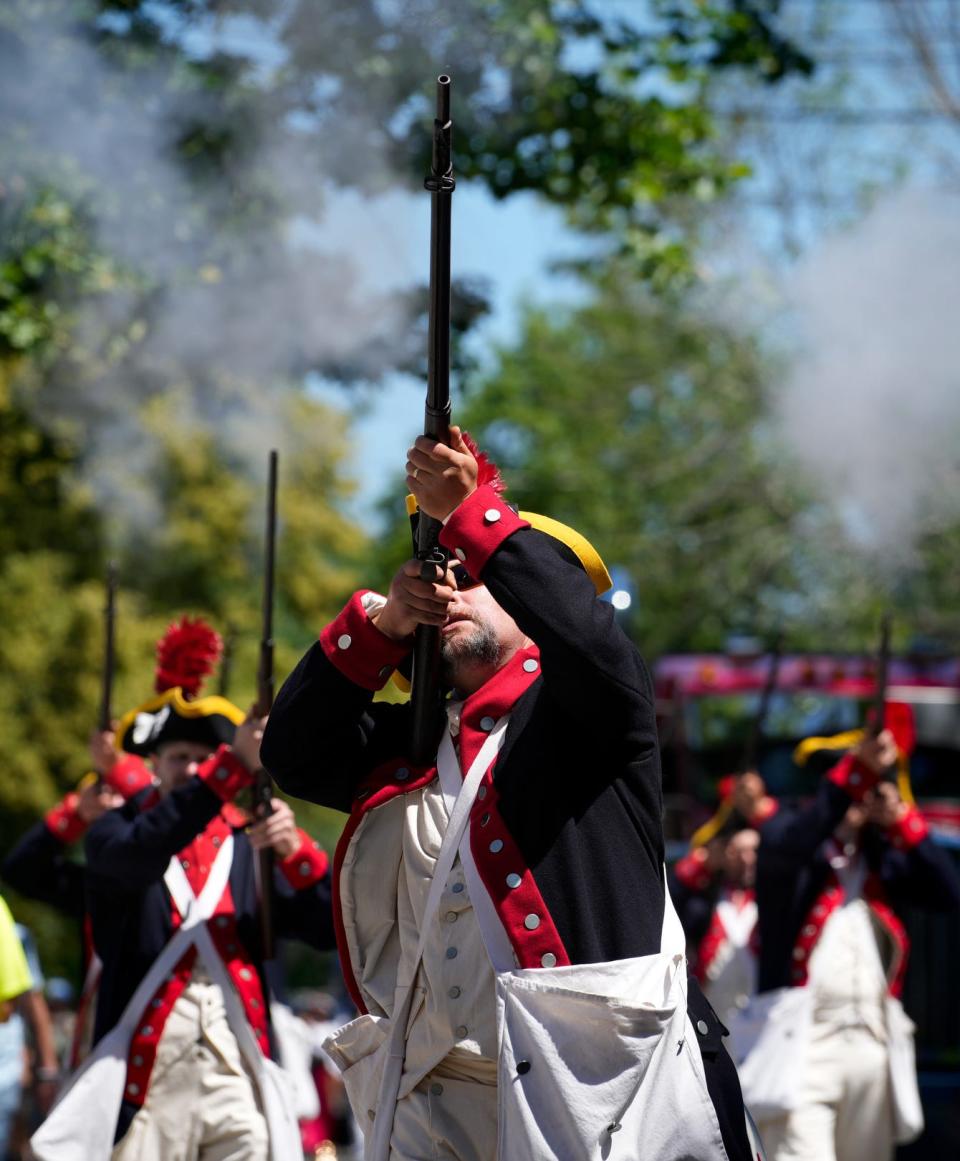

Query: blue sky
311;182;589;525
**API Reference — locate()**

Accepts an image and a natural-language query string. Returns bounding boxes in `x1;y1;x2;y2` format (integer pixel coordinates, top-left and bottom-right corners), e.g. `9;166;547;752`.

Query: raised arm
760;731;899;867
85;729;258;892
262;612;411;810
247;799;337;950
407;428;653;722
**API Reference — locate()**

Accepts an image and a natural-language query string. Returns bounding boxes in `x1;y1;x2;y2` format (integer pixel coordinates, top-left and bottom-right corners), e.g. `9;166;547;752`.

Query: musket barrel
255;449;279;959
410;75;456;765
99;562;118;734
871;612;892;738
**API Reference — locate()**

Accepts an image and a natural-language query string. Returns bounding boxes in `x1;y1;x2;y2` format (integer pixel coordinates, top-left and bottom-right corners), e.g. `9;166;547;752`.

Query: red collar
456;644;542;775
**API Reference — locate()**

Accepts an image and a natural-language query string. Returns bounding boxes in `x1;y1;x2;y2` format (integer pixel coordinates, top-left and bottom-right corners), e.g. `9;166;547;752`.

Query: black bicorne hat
115;616;244;756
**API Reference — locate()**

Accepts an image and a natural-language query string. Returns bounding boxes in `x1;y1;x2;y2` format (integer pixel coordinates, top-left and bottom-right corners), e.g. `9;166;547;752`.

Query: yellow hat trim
405;495;612;595
116;687;245;749
519;511;612;595
690;799;734;849
793;730;866;767
792;729;915;805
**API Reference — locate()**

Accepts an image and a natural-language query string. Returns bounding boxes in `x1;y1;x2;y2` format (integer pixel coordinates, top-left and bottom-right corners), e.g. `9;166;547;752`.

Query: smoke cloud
1;3;421;536
773;188;960;562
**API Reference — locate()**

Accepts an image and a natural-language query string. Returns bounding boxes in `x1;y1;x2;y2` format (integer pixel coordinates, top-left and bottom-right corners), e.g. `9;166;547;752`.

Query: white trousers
381;1071;497;1161
111;981;268;1161
757;1023;895;1161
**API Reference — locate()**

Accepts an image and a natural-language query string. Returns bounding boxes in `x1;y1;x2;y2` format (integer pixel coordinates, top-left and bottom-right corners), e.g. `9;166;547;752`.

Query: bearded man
261;430;757;1161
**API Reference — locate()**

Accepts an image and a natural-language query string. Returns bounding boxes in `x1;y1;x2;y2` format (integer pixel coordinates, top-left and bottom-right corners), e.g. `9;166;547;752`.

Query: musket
870;612;892;739
254;450;278;960
218;624;236;699
409;74;455;765
741;633;782;773
95;562;119;789
99;562;118;734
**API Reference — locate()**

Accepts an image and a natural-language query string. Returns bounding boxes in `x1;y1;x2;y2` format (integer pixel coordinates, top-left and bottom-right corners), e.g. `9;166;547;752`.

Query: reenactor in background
738;710;960;1161
2;739;153;1069
671;822;760;1054
30;617;336;1161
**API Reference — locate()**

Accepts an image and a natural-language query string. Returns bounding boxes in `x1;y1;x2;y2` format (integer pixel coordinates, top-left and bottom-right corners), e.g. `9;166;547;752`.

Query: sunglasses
449;561;482;591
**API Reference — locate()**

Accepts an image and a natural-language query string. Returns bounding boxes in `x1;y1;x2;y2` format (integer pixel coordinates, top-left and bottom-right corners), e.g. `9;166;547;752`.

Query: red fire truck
653;646;960;843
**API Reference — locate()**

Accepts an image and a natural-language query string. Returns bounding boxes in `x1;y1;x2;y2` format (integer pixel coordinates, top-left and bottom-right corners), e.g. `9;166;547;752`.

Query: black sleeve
669;868;715;950
758;778;852;870
85;781;224;892
873;832;960;914
480;528;655;723
2;823;86;918
262;643;410;811
271;867;337;951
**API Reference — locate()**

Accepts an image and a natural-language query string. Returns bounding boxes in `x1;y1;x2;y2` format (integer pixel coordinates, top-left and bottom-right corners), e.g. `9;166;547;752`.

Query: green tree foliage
0;0;812;976
449;273;826;656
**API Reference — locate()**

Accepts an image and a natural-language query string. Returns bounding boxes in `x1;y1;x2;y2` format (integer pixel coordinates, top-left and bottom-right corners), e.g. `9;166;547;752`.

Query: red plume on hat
154;616;223;698
461;431;506;495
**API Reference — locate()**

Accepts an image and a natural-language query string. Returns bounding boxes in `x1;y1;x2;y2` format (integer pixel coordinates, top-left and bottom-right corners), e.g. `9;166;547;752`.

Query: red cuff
886;805;929;851
44;794;88;844
278;831;330;889
439;486;530;579
827;752;879;802
749;797;779;827
197;745;253;803
674;849;712;892
103;755;154;800
319;592;410;692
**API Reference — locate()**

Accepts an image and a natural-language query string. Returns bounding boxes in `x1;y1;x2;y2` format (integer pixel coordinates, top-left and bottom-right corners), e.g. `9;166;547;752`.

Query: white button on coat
337;634;352;650
484;508;501;523
522;658;539;673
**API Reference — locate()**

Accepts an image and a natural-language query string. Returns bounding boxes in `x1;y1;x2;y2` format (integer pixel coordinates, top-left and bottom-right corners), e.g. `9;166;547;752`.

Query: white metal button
524;914;541;930
483;508;501;523
522;658;539;672
506;873;522;889
489;839;504;853
455;548;467;561
337;634;352;650
541;953;557;967
480;715;496;731
696;1019;709;1035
